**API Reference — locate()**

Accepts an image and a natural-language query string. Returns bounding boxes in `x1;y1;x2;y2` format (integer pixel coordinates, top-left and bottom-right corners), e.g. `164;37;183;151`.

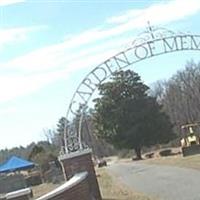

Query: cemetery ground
31;151;200;200
31;166;152;200
141;153;200;171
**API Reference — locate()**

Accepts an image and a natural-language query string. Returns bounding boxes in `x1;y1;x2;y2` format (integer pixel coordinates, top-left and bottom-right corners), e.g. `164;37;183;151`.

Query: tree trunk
134;147;142;160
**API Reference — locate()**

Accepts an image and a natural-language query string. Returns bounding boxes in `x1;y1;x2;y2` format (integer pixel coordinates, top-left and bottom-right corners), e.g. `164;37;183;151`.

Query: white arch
63;26;200;154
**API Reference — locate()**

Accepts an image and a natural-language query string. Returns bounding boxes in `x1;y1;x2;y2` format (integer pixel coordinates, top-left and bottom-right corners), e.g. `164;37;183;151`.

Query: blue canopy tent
0;156;35;173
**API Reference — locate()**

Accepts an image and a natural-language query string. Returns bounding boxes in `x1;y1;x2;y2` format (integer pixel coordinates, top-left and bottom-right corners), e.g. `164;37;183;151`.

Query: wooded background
1;60;200;166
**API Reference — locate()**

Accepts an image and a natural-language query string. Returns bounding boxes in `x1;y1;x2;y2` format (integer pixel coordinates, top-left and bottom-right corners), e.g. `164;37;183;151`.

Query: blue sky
0;0;200;149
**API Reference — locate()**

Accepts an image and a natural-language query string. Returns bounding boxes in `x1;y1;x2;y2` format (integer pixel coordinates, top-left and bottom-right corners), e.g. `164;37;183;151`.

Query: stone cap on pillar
6;188;32;199
58;149;92;161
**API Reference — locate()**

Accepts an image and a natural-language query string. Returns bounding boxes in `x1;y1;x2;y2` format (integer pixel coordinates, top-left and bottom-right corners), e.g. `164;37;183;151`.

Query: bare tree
151;60;200;137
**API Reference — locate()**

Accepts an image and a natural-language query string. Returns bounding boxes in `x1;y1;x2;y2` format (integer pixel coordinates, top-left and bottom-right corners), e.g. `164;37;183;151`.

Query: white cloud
1;0;200;103
107;0;200;27
103;0;200;40
0;70;69;102
0;26;43;50
0;0;25;6
0;106;17;116
0;36;133;102
107;9;143;24
1;27;133;73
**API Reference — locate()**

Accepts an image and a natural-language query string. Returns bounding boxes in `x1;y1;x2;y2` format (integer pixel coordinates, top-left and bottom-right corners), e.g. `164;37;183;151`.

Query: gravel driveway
108;162;200;200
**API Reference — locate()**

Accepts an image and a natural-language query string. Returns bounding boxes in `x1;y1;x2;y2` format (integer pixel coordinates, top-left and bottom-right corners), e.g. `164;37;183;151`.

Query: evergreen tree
93;70;175;159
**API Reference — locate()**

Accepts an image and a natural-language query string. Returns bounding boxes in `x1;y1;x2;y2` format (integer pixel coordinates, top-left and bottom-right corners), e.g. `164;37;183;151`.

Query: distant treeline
0;114;116;164
152;60;200;137
1;60;200;162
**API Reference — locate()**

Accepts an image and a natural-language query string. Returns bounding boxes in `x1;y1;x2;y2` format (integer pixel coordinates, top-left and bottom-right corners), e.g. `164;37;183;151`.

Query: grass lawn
31;168;154;200
96;167;156;200
31;169;154;200
30;154;200;199
142;154;200;171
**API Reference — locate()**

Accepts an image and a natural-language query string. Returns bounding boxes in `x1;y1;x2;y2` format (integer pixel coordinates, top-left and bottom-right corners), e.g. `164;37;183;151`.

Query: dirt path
108;162;200;200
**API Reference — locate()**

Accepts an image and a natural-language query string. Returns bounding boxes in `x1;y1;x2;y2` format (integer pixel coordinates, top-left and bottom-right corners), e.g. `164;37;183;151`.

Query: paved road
108;162;200;200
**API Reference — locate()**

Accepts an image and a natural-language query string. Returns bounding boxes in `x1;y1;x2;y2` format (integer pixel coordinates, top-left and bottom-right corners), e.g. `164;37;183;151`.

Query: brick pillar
59;149;102;200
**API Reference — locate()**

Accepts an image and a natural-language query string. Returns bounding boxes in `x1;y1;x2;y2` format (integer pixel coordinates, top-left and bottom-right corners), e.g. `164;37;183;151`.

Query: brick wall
36;172;92;200
4;150;102;200
59;149;102;200
5;172;92;200
50;178;91;200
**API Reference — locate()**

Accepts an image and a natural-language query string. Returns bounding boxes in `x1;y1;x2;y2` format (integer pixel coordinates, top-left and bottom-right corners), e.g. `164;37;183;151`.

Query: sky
0;0;200;149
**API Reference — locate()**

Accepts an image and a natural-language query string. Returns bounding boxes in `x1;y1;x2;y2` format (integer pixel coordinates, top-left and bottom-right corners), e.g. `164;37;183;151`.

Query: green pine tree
93;70;175;159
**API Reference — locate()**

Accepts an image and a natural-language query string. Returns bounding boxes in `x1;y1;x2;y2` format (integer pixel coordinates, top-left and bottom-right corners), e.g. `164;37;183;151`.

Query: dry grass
31;171;154;200
31;161;160;200
96;167;156;200
142;154;200;171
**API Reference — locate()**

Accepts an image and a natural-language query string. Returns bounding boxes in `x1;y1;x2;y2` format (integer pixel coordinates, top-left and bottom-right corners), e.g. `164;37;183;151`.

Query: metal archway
62;24;200;154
